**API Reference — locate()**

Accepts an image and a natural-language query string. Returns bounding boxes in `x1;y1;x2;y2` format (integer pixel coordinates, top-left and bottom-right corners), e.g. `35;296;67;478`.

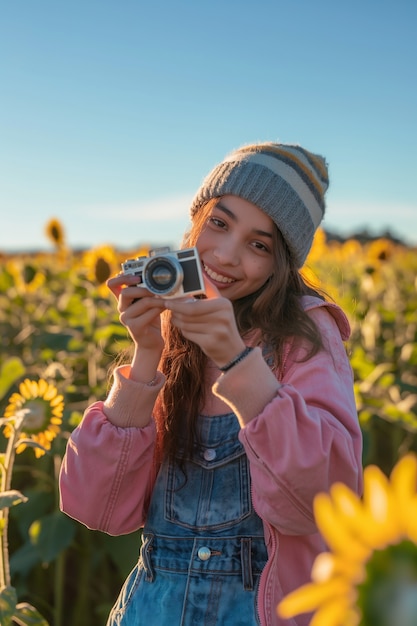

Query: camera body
121;247;206;299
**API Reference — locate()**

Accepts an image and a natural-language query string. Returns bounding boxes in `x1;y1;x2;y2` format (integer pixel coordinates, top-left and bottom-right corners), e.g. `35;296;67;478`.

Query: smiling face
195;195;276;301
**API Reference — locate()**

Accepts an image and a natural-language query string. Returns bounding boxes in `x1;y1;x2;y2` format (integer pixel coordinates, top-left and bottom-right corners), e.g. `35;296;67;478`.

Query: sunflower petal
34;446;46;458
314;493;370;560
277;578;350;619
43;384;58;401
7;392;24;406
330;483;371;537
29;380;40;397
390;454;417;533
403;497;417;543
15;441;27;454
363;464;402;545
312;551;365;585
37;379;49;396
309;593;359;626
19;380;32;399
50;394;64;407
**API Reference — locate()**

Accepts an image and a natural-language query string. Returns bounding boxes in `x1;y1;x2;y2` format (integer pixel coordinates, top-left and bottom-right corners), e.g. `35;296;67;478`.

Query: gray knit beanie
190;142;329;267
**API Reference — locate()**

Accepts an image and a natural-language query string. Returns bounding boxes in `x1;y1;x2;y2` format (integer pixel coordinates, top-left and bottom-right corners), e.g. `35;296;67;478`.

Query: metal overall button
197;546;211;561
203;448;217;461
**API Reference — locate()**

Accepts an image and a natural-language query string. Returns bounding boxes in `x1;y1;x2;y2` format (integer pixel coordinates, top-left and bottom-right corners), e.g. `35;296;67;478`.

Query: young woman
60;142;363;626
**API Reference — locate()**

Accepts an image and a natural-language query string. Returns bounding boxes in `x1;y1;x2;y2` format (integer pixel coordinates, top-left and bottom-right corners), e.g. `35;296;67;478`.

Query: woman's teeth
204;264;235;284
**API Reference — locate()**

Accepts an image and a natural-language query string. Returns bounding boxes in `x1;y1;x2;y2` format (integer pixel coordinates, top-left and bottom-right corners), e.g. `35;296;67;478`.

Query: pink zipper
251;472;278;626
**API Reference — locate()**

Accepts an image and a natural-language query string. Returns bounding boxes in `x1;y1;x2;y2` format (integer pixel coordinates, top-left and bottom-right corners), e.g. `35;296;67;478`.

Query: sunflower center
358;540;417;625
95;257;112;284
17;400;49;432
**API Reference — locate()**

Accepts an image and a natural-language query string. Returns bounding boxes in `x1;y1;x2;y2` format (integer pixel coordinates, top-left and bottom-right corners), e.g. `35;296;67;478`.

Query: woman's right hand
107;274;166;355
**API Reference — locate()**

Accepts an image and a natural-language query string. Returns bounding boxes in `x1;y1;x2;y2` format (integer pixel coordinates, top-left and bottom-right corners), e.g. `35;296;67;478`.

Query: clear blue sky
1;0;416;252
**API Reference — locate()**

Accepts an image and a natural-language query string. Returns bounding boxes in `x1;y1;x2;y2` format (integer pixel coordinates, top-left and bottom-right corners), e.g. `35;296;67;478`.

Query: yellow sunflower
6;259;46;294
80;244;120;296
277;454;417;626
366;238;397;265
45;218;66;249
340;238;364;261
306;227;328;264
3;378;64;458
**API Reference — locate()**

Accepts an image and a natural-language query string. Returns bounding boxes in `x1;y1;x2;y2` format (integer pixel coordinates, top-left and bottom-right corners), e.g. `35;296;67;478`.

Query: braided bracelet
219;346;254;372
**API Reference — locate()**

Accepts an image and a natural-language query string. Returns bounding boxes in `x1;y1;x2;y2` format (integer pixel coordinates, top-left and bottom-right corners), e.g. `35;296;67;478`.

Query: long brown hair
154;198;325;462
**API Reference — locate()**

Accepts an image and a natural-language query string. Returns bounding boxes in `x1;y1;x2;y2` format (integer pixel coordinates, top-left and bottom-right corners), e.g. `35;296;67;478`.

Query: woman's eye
209;217;227;229
252;241;270;253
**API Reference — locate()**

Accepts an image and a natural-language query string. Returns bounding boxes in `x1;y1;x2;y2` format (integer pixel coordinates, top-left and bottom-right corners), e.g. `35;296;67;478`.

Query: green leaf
29;511;76;563
0;490;28;511
68;410;83;428
100;531;140;578
0;585;17;626
13;602;49;626
10;489;52;537
93;323;128;342
34;331;75;352
10;541;42;577
0;358;26;401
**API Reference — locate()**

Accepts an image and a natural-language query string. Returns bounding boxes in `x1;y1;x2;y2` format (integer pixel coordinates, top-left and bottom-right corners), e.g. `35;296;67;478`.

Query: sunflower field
0;219;416;626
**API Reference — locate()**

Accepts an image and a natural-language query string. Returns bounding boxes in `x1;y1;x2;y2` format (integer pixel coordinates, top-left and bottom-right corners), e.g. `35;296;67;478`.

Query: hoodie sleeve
216;305;363;535
59;366;164;535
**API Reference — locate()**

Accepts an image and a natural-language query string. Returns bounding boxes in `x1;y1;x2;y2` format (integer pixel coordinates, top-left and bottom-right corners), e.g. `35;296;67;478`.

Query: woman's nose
212;238;240;266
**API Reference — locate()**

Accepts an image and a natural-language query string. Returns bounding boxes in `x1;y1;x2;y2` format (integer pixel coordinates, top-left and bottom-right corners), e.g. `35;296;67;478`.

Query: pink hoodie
60;296;362;626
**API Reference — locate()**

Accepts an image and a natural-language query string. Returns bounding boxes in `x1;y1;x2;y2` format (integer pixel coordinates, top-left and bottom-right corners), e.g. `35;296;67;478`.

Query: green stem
53;454;64;626
53;551;65;626
0;417;22;588
70;527;92;624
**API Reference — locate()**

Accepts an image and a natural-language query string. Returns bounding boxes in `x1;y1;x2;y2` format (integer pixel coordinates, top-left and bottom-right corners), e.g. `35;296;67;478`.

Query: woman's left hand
164;276;246;368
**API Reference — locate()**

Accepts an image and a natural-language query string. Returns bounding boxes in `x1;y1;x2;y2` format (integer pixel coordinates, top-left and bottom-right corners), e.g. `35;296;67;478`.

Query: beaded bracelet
219;346;254;372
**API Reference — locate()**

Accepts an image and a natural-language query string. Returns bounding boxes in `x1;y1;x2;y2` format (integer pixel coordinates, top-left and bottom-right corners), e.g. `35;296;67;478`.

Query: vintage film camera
121;247;206;299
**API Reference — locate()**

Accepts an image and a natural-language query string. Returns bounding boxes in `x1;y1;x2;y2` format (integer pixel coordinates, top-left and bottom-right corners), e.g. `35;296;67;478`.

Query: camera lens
143;256;183;295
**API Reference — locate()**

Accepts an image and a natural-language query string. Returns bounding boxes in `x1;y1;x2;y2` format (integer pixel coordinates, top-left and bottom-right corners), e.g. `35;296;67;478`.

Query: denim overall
107;412;268;626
